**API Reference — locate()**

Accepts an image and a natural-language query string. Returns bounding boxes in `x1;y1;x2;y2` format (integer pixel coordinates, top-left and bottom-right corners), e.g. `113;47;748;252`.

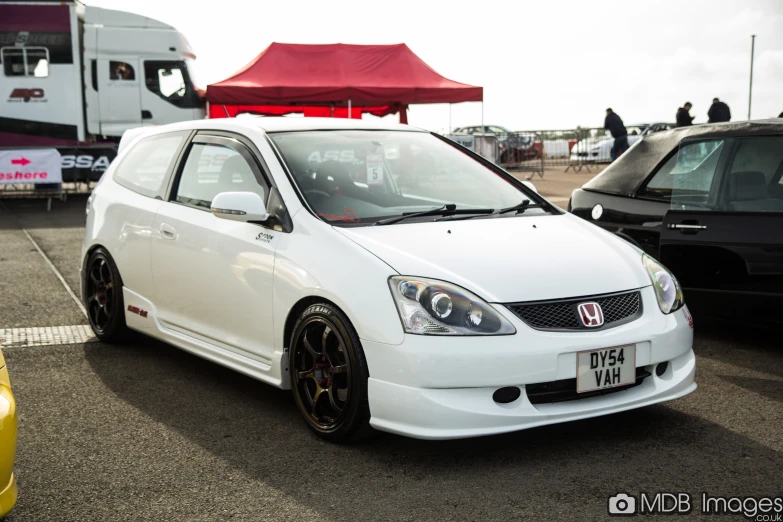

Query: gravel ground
0;196;780;521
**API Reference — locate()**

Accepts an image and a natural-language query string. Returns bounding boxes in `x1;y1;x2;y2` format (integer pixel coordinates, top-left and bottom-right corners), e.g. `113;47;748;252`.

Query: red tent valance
205;43;482;121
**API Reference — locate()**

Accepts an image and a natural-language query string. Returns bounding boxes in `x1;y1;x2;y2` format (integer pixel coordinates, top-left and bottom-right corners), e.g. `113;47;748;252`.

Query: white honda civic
81;117;696;442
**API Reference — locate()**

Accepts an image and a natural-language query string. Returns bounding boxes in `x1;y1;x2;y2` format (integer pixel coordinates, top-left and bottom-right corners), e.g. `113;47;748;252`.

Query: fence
509;128;616;172
449;126;650;175
448;132;546;180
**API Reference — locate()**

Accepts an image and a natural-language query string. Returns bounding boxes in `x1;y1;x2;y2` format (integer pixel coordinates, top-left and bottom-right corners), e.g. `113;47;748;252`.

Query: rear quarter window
113;132;188;198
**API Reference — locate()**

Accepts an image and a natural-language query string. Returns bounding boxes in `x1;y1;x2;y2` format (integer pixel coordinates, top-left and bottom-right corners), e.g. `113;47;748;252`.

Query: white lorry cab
1;0;204;184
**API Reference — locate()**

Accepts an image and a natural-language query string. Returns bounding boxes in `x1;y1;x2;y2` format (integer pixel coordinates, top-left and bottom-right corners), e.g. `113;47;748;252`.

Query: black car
569;120;783;326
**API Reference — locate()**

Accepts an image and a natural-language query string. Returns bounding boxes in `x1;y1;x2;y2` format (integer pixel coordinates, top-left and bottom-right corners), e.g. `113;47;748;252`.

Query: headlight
388;276;516;335
642;254;684;314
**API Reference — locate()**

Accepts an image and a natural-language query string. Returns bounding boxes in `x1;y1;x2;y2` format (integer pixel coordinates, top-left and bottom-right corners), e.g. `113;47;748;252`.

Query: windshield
270;130;544;226
184;58;204;91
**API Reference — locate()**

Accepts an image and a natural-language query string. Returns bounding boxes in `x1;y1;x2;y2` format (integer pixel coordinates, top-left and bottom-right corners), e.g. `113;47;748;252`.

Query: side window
174;142;268;210
110;61;135;81
113;132;187;198
638;140;725;207
2;47;49;77
722;136;783;213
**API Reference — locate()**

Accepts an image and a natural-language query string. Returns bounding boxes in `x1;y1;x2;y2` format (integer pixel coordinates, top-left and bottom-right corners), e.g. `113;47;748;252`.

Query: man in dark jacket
708;98;731;123
604;108;628;161
676;102;695;127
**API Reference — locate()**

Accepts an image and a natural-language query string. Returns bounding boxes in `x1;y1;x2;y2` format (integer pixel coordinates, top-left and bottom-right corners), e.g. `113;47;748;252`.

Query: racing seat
725;170;783;212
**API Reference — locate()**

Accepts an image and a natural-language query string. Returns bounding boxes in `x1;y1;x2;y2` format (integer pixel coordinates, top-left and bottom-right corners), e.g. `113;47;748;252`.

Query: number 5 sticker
366;154;384;185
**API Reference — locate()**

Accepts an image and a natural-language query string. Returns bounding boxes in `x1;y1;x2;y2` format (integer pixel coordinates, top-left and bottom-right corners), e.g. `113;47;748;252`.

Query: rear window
113;132;188;198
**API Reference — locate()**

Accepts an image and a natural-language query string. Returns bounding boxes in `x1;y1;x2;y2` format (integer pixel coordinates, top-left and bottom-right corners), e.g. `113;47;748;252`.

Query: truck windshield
144;60;203;108
184;58;204;92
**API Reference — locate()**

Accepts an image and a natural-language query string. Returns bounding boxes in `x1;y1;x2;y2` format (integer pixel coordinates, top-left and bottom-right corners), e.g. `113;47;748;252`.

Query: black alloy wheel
85;248;131;342
290;303;372;442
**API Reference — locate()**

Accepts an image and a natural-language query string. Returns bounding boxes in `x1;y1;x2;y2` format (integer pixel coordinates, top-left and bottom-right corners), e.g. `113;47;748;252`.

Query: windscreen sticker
317;208;360;222
366;154;384;185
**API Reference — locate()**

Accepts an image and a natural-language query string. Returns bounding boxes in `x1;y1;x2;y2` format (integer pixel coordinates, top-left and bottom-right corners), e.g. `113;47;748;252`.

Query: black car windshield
270;130;546;225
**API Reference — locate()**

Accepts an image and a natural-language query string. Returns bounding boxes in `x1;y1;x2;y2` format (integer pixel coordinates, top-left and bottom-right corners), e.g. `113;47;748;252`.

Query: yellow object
0;350;18;517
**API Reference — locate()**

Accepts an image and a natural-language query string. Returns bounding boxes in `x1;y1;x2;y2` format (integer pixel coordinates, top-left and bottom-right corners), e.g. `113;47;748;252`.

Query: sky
87;0;783;133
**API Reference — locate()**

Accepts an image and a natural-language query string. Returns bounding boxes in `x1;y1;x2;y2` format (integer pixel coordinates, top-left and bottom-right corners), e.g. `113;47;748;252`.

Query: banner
0;149;62;185
60;147;117;182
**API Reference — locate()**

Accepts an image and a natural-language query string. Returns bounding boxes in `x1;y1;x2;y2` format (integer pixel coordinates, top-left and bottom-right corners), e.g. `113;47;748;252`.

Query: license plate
576;345;636;393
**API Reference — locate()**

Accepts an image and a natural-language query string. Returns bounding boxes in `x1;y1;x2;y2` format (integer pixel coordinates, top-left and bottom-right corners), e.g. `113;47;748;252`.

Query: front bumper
362;286;696;439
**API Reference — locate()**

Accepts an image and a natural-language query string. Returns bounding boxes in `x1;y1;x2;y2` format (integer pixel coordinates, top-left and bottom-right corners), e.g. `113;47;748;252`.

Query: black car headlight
389;276;516;335
642;254;685;314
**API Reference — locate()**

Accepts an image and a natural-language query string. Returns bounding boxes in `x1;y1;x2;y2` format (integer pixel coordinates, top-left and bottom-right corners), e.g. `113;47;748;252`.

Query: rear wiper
374;204;456;225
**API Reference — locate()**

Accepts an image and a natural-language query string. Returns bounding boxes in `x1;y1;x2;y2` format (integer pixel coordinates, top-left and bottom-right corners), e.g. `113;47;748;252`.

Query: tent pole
222;105;230;118
348;99;352;119
481;101;484;130
206;101;210;119
449;103;452;134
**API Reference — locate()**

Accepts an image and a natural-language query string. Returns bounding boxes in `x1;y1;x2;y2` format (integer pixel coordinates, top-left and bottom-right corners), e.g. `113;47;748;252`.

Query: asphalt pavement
0;196;780;521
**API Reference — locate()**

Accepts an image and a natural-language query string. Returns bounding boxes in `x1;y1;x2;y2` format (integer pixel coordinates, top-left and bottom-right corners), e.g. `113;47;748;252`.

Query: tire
84;248;133;343
289;303;373;442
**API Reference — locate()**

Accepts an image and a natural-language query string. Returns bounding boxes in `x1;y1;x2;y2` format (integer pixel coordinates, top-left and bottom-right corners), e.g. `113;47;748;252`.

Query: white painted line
21;228;88;319
0;325;96;348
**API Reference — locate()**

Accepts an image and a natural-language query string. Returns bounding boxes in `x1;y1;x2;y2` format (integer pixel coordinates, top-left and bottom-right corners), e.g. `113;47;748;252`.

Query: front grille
505;290;642;331
526;367;651;405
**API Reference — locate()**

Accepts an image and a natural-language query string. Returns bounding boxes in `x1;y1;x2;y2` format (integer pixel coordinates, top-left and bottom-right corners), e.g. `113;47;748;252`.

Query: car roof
583;119;783;195
123;117;428;142
249;116;427;133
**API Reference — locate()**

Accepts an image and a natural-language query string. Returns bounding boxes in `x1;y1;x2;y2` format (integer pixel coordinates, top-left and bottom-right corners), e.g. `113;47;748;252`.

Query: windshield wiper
436;201;540;222
374;204;457;225
497;200;535;215
375;204;494;225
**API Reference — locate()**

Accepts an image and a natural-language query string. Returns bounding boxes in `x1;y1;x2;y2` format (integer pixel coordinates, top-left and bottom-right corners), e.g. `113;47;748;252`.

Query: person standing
676;102;695;127
708;98;731;123
604;108;628;162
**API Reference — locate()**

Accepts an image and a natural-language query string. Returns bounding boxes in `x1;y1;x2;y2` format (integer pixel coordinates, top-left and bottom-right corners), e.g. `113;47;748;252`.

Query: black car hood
582;119;783;196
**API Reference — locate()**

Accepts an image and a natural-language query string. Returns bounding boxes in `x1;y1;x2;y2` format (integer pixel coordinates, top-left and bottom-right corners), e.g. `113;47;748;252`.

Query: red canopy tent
205;43;483;123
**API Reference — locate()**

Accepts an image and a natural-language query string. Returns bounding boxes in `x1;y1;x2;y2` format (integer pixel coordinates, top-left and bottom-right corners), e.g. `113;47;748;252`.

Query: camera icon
608;493;637;516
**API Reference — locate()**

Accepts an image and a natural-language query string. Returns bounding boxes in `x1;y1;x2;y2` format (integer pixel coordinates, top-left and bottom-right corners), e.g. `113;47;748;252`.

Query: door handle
160;223;177;240
142;110;153;120
667;223;707;230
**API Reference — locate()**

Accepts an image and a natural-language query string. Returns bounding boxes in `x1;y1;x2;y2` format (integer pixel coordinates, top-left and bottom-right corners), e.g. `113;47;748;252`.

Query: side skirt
122;287;288;389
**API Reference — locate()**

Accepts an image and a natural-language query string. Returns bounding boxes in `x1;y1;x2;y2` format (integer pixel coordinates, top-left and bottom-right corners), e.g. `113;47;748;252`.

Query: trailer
1;0;204;201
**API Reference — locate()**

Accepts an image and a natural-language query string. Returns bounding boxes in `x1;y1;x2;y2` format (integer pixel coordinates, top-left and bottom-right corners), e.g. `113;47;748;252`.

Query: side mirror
522;181;538;193
211;191;269;223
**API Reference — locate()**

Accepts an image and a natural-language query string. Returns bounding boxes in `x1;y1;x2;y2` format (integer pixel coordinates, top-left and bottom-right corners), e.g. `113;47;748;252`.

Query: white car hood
335;214;650;303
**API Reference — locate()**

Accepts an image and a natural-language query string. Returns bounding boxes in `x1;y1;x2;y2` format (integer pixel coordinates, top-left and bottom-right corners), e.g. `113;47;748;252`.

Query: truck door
97;56;142;136
660;136;783;326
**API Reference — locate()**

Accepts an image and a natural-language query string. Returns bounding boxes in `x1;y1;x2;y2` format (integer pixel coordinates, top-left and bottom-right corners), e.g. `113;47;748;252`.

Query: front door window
722;137;783;213
639;140;725;208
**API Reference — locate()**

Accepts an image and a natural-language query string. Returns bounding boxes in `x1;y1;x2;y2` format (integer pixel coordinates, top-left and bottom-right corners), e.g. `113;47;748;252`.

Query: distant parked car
452;125;541;163
569;119;783;327
570;123;674;163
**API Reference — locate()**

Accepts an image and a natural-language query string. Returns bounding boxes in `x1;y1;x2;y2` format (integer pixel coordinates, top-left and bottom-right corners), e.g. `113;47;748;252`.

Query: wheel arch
283;295;350;354
280;295;367;391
